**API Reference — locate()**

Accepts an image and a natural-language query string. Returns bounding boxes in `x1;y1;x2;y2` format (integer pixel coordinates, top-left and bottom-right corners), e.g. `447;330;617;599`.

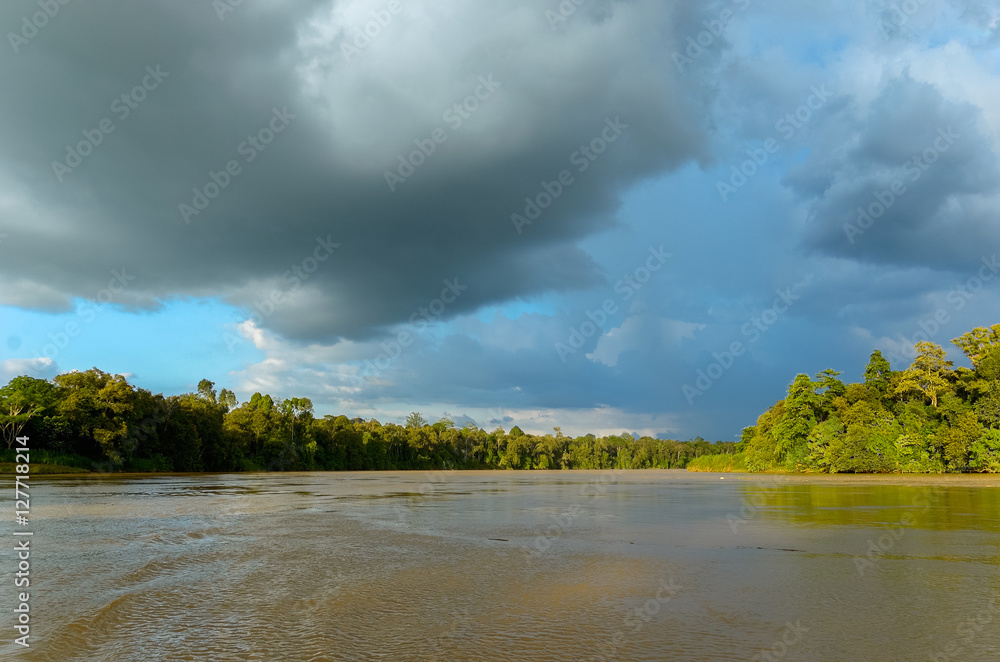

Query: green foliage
863;350;893;394
0;370;737;473
0;448;93;470
740;327;1000;473
0;376;57;449
952;325;1000;369
197;379;217;404
894;341;953;407
17;322;1000;477
686;452;749;472
405;412;427;428
827;401;900;473
54;369;137;466
969;429;1000;473
432;418;455;432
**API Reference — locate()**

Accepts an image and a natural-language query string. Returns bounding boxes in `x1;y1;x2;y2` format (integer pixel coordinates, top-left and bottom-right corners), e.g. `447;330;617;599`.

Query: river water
2;470;999;661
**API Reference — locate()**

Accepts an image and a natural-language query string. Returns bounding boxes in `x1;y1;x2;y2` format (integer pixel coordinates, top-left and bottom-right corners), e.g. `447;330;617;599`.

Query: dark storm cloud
793;74;1000;268
0;0;707;341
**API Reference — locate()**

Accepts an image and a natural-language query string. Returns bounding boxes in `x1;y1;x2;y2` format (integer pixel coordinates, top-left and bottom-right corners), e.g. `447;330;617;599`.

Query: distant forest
736;325;1000;473
7;324;999;475
0;370;732;473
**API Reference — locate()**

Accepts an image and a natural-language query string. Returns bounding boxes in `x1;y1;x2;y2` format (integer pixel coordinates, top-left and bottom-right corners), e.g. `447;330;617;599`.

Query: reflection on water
2;471;998;661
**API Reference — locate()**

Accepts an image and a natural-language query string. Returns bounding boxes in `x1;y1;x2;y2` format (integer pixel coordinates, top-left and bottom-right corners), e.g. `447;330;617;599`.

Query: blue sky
2;0;1000;440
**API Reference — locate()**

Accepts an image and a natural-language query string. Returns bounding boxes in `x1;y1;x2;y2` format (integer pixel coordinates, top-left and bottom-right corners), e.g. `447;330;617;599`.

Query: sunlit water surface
2;471;999;661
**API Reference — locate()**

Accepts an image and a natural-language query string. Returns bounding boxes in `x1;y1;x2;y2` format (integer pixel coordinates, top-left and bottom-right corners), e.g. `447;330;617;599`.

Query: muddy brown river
2;470;998;661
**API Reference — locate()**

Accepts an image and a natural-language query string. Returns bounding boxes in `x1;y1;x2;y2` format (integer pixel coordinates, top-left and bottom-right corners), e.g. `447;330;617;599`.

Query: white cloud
587;316;705;367
0;358;57;384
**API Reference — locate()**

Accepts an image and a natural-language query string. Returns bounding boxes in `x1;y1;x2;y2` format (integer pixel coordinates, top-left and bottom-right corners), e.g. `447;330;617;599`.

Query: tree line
739;325;1000;473
0;370;733;472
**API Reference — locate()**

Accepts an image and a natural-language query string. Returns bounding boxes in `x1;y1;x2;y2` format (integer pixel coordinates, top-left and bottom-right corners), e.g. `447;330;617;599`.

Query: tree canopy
739;326;1000;473
0;368;733;473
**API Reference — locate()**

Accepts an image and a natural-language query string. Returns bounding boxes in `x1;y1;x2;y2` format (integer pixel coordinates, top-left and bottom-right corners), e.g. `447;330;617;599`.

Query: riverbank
14;466;1000;487
685;452;749;472
0;461;89;474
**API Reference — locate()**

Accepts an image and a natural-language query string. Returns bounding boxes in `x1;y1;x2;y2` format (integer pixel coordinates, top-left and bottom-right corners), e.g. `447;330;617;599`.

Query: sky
1;0;999;440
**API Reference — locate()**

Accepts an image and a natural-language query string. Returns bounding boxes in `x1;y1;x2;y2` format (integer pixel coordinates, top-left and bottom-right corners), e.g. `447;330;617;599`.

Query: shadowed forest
0;369;732;473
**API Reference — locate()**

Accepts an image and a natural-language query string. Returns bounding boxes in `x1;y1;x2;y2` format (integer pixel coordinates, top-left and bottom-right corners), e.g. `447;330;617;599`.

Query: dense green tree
771;375;819;468
895;341;953;407
734;326;1000;473
937;410;981;471
742;400;786;472
0;376;55;448
405;412;427;428
969;429;1000;473
828;401;901;472
54;369;137;466
804;417;844;471
432;418;455;432
219;389;237;413
863;350;895;402
952;325;1000;369
197;379;217;405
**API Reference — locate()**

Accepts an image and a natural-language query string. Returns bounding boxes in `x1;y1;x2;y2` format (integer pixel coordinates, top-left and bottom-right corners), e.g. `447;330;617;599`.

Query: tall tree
895;341;953;407
0;399;34;449
405;412;427;428
863;350;894;394
197;379;217;405
0;376;60;448
219;388;237;412
431;418;455;434
952;325;1000;369
772;374;820;466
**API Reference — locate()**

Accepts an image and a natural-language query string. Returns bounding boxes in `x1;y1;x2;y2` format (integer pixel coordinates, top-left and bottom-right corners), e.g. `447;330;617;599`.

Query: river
2;470;998;661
